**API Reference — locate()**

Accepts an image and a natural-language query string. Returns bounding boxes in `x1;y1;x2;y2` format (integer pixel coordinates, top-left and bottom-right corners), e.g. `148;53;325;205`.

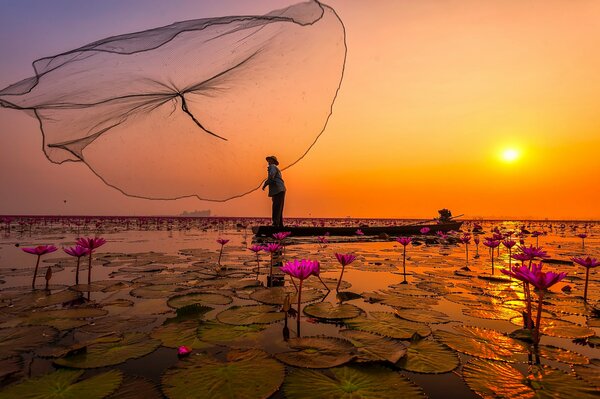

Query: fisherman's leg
271;196;279;227
278;192;285;227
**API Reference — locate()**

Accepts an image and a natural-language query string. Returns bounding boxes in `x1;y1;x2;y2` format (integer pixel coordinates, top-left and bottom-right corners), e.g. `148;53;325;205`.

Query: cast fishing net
0;0;346;201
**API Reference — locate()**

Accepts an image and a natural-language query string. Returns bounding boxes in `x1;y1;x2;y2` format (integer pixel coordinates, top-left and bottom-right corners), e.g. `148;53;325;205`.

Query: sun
501;148;520;163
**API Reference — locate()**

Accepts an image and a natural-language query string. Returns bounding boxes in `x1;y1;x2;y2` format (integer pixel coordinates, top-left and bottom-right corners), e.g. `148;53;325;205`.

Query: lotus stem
87;252;93;285
534;291;545;346
75;257;81;285
401;247;408;284
336;265;346;292
32;255;41;289
584;267;590;302
297;279;303;338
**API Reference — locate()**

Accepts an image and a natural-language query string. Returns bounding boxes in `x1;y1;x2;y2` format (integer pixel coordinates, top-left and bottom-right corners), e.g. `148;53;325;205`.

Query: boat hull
252;221;463;237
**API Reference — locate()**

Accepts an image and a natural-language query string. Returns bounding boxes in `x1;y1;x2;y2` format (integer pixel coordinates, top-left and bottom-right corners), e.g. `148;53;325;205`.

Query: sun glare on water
501;148;520;163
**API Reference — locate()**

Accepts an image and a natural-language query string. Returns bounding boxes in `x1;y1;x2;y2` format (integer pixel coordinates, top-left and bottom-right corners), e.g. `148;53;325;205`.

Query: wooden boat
252;221;463;237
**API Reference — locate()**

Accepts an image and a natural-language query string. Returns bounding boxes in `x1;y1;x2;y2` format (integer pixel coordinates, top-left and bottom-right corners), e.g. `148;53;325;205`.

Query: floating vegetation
345;312;431;339
275;337;356;368
303;302;363;320
339;330;407;363
283;365;426;399
216;305;285;325
396;337;460;373
54;332;161;368
0;369;123;399
162;349;284;399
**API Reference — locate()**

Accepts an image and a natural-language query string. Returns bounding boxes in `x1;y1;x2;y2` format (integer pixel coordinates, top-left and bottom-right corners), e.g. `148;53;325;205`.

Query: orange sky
1;0;599;219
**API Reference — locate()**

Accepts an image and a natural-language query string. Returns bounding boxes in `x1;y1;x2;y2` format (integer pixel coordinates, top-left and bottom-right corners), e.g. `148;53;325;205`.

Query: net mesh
0;0;346;201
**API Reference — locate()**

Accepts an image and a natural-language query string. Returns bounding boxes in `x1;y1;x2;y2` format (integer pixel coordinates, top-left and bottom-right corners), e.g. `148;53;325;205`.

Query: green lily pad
81;316;157;334
434;325;526;362
303;302;363;320
510;317;597;339
0;357;21;380
54;332;161;368
538;345;589;365
365;292;438;309
13;308;108;331
394;309;450;324
216;305;284;325
107;376;163;399
396;338;459;374
8;290;82;310
249;287;325;305
0;369;122;399
283;365;426;399
462;305;522;321
345;312;431;339
167;292;232;309
463;358;599;398
0;326;58;359
150;320;210;349
274;337;355;368
130;284;186;299
574;359;600;387
196;321;265;346
162;349;284;399
339;330;407;363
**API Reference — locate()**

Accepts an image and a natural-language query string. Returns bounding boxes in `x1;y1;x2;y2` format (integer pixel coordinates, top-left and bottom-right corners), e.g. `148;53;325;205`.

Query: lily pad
395;309;450;324
54;332;161;368
433;325;526;362
396;338;459;374
574;359;600;387
216;305;284;325
538;345;589;365
365;292;438;309
463;358;599;398
303;302;363;320
130;284;186;299
196;321;265;346
283;365;426;399
511;317;596;339
462;304;522;321
345;312;431;339
0;326;58;359
167;292;232;309
339;330;407;363
275;337;356;368
150;320;209;349
0;357;21;380
13;308;108;331
107;376;163;399
249;287;325;305
0;369;122;399
162;349;284;399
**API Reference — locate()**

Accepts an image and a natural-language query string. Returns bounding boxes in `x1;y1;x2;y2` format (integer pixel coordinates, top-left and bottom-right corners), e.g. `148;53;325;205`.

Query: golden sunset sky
1;0;599;219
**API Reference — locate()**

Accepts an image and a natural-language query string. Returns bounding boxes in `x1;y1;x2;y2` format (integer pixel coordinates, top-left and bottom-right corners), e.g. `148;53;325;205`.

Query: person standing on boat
262;156;286;228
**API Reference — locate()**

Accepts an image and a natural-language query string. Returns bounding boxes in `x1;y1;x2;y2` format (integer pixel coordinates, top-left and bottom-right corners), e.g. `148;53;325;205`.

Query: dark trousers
271;191;285;227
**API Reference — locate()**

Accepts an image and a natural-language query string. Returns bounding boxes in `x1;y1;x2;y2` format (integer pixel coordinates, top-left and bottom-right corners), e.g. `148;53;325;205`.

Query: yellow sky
1;0;599;219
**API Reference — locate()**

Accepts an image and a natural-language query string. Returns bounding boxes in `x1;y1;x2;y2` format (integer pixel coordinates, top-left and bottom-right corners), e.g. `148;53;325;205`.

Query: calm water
0;217;598;398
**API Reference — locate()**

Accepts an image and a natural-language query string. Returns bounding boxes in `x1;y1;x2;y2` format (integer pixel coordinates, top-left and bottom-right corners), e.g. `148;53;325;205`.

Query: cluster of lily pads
0;220;598;398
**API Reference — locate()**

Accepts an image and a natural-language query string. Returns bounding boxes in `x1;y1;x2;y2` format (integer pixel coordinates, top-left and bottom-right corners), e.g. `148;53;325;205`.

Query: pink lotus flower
420;227;430;235
272;232;292;241
396;237;412;246
177;345;192;357
317;236;329;247
63;245;89;285
249;245;263;277
502;239;516;249
502;263;567;345
483;239;500;274
572;256;599;302
22;245;57;289
576;233;587;249
460;234;471;244
76;237;106;251
263;243;282;286
76;237;106;286
334;253;356;292
281;259;320;336
518;245;549;260
216;238;229;267
281;259;320;280
355;229;364;236
22;245;58;256
249;245;263;253
511;253;530;264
